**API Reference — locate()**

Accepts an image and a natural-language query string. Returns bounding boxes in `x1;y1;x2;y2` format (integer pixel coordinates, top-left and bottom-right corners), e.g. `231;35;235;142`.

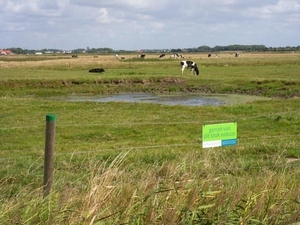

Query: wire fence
1;109;300;165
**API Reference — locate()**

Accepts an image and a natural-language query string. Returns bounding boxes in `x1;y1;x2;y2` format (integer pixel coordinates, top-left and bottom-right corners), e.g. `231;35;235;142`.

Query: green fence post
44;114;56;197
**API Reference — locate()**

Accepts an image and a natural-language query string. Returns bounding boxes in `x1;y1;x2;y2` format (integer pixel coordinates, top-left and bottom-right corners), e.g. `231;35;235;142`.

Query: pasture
0;52;300;224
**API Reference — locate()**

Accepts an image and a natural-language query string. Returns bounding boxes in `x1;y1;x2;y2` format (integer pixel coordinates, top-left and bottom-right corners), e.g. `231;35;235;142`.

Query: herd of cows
114;53;186;60
87;52;240;76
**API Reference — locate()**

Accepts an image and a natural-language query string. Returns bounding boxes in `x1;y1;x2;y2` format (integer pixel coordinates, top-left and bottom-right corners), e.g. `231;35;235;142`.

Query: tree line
5;45;300;55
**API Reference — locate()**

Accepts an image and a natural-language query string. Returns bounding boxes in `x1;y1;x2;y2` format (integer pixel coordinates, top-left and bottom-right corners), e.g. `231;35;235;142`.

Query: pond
63;93;270;106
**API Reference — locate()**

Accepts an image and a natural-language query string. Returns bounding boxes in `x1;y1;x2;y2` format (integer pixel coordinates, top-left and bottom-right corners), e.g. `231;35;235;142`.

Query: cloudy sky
1;0;299;50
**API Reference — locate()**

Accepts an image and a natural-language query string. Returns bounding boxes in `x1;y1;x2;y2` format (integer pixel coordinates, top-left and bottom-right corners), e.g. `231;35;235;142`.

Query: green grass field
0;52;300;224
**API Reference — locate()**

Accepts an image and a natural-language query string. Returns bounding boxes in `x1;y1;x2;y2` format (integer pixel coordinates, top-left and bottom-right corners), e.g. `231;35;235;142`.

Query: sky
0;0;299;50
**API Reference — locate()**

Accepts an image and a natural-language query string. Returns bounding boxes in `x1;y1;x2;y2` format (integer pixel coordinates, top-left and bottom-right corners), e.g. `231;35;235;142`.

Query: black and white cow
171;53;184;59
137;54;146;58
180;61;199;76
170;53;178;58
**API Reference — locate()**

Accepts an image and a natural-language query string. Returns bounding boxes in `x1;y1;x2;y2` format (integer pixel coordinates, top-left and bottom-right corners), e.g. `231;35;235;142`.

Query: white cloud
96;8;124;24
274;0;300;13
0;0;299;50
244;0;300;20
150;22;165;30
3;0;66;16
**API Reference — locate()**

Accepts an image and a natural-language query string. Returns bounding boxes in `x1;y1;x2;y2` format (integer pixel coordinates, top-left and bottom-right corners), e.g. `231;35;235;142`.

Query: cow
72;54;78;58
208;53;211;58
137;54;146;58
235;52;240;57
115;54;125;59
89;68;105;73
171;53;179;58
180;61;199;76
171;53;184;59
159;54;165;58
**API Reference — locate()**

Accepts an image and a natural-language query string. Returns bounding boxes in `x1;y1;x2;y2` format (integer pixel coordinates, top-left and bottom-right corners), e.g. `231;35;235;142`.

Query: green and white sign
202;122;237;148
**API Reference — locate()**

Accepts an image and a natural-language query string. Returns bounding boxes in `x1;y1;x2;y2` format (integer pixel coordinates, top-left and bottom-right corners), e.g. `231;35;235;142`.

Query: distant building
0;49;14;55
63;50;72;54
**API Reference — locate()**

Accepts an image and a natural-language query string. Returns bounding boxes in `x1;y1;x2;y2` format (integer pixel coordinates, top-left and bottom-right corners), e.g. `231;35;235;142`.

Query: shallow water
63;93;270;106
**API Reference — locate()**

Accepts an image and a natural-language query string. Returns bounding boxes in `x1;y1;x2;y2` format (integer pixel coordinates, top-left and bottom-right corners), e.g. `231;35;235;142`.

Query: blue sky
1;0;299;50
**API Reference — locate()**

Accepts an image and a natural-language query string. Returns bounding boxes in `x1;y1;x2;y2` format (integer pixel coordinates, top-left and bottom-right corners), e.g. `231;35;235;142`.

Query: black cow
137;54;146;58
89;68;105;73
159;54;165;58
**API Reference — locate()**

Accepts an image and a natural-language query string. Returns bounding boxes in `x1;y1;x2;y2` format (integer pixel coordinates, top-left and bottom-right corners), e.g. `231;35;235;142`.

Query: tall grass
1;150;300;224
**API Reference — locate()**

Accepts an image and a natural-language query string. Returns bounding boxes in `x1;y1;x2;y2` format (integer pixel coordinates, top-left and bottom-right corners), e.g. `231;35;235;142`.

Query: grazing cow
115;54;125;59
235;52;240;57
89;68;105;73
72;54;78;58
159;54;165;58
171;53;179;58
208;53;211;58
180;61;199;76
171;53;184;59
137;54;146;58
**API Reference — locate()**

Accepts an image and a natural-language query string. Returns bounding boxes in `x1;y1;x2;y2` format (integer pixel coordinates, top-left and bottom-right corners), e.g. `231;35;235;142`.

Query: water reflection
64;93;270;106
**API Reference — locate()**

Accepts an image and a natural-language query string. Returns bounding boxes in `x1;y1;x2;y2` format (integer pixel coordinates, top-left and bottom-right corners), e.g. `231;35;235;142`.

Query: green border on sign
202;122;237;142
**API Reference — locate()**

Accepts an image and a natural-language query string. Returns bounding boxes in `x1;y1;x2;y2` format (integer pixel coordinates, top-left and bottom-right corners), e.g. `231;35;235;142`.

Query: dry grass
2;150;300;224
1;52;299;69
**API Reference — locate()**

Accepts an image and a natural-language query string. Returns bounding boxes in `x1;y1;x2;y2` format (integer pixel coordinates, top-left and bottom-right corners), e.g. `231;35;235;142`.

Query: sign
202;122;237;148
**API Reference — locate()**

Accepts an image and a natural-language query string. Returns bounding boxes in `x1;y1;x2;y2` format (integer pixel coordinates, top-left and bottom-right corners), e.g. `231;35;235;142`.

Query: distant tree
196;45;211;52
170;49;182;53
9;48;23;54
5;45;300;55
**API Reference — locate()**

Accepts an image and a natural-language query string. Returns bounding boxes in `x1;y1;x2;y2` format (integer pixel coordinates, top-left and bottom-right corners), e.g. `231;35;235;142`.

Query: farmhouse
0;49;14;55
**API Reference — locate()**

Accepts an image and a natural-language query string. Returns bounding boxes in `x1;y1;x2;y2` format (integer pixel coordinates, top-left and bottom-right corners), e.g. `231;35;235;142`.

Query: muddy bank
1;77;299;99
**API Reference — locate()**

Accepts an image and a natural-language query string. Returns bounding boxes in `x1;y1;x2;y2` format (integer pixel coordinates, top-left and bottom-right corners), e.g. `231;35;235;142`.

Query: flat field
0;52;300;224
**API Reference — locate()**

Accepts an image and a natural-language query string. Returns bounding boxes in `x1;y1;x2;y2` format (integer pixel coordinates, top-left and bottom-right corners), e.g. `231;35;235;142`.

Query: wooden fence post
43;114;56;197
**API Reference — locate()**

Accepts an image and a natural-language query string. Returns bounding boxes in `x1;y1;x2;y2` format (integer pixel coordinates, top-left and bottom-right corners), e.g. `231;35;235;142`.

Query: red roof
0;49;14;55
